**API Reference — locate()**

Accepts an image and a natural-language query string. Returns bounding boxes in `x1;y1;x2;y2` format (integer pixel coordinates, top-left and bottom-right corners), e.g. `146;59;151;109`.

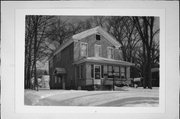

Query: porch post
112;68;115;91
93;78;95;90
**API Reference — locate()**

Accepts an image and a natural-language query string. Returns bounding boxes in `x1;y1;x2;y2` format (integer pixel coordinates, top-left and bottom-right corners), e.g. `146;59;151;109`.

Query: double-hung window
107;47;114;59
114;66;120;78
107;66;113;78
101;65;104;78
79;65;83;79
95;44;101;57
120;67;126;79
80;42;88;57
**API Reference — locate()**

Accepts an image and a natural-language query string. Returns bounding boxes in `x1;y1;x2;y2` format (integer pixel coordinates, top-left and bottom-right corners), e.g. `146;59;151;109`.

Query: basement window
96;34;101;40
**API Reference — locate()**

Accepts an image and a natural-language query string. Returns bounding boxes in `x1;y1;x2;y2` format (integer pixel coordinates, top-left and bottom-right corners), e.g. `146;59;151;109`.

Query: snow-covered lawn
25;87;159;107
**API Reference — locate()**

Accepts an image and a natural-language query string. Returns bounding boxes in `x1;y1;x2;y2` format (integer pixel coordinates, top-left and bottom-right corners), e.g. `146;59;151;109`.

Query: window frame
107;46;114;59
103;65;108;76
101;65;104;78
79;64;83;79
94;65;101;79
96;34;101;40
94;44;101;57
107;65;113;78
120;66;126;79
80;42;88;57
114;66;120;78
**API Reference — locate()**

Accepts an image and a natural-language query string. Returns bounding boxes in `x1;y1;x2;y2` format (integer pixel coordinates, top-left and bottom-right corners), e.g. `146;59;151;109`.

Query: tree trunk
147;51;152;89
142;42;148;88
33;16;38;91
26;38;33;89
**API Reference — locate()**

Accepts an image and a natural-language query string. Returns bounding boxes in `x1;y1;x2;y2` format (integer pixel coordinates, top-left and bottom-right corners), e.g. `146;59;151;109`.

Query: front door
57;76;62;89
59;75;65;89
94;65;101;79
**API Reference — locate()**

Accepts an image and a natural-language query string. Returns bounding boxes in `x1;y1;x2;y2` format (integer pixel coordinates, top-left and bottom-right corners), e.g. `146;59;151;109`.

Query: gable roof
53;26;121;56
72;26;121;48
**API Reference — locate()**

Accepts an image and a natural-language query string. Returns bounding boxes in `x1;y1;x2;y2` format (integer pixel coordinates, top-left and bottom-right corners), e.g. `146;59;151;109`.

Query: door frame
94;64;101;79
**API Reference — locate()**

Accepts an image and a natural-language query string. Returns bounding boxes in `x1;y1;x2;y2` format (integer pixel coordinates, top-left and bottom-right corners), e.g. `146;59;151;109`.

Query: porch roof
74;57;135;66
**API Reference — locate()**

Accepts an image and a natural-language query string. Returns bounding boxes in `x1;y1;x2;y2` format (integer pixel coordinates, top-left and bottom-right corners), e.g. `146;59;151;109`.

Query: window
80;42;88;57
107;66;113;78
101;65;104;78
103;65;108;76
96;34;101;40
54;76;57;83
120;67;126;79
79;65;83;79
95;44;101;57
58;77;61;83
114;66;120;78
107;47;114;59
77;66;79;78
91;64;94;78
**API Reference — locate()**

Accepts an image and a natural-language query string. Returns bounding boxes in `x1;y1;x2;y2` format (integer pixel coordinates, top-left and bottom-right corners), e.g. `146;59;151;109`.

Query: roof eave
74;58;135;66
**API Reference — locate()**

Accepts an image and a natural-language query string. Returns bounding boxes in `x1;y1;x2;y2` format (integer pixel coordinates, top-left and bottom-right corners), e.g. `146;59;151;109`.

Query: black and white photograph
1;1;179;119
24;15;160;107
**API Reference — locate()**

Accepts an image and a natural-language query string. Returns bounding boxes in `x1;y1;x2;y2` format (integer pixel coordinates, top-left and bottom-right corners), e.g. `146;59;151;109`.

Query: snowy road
25;87;159;107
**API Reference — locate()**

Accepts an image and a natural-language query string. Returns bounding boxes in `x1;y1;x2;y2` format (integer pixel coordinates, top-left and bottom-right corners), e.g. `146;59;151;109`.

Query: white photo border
1;1;179;119
15;8;165;114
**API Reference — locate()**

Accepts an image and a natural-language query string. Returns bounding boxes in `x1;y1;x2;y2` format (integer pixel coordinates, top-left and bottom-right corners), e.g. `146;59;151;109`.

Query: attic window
96;34;101;40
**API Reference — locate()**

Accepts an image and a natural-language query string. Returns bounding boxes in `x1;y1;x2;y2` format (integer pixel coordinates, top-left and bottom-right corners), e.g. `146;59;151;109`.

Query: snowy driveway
25;87;159;107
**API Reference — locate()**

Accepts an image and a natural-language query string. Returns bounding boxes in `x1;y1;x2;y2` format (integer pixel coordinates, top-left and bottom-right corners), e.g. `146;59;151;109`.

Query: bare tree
92;16;107;27
45;17;71;45
25;16;34;89
133;16;159;89
106;16;140;63
106;16;127;59
25;15;54;90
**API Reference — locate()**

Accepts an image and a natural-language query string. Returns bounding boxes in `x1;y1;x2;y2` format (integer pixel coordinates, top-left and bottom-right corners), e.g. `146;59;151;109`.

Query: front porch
74;57;134;90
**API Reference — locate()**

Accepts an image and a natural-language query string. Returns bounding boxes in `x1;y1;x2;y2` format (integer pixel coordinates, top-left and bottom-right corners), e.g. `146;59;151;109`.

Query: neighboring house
151;67;159;87
49;26;134;90
40;75;50;89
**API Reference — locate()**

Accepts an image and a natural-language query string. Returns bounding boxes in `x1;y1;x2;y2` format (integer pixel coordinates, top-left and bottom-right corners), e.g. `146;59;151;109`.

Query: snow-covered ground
25;87;159;107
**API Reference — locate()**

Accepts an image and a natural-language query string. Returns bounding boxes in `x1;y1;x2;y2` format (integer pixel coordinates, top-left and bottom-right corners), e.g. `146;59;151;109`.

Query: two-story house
49;26;134;90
